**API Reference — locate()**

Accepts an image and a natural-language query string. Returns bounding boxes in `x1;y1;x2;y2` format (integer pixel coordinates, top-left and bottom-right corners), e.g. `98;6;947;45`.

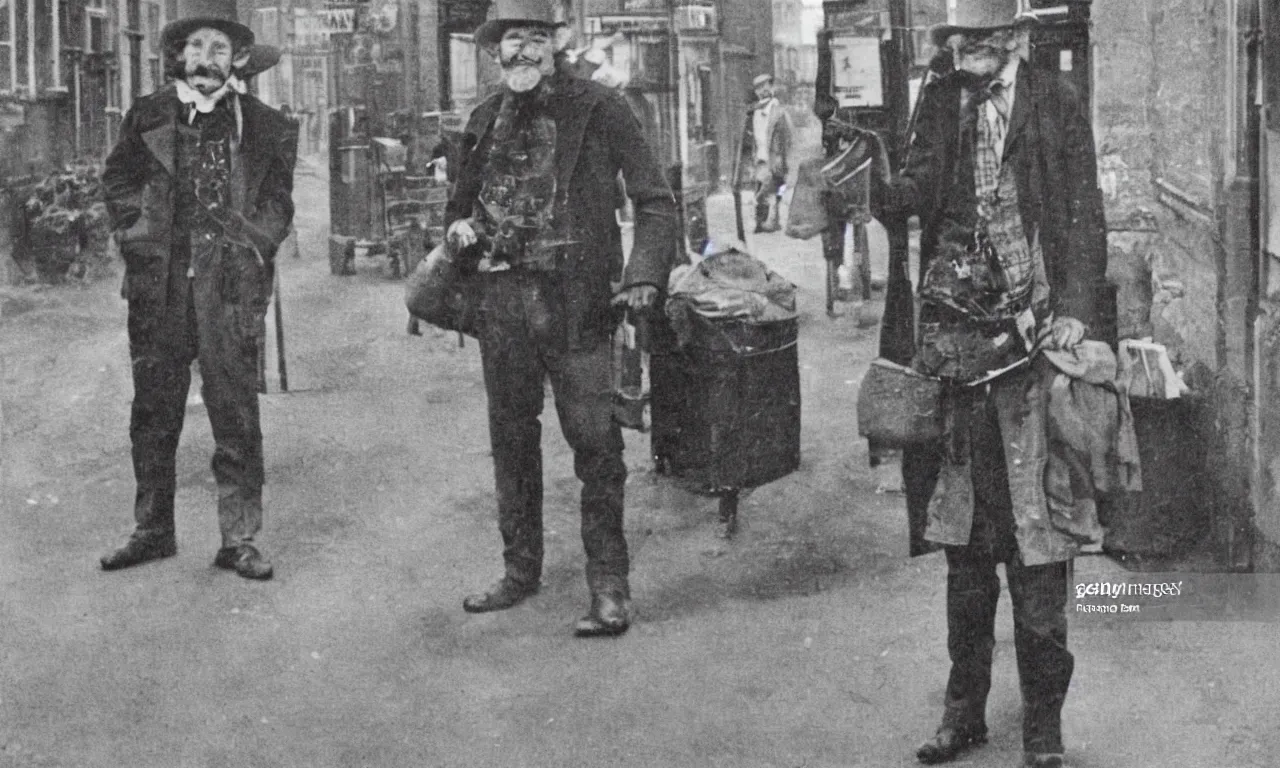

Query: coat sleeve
603;92;678;289
102;105;147;233
444;100;498;228
1053;78;1108;333
874;84;949;218
243;118;299;258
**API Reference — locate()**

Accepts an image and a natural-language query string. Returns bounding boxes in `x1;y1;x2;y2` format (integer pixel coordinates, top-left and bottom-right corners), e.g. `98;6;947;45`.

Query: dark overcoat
881;62;1110;340
878;61;1111;559
445;74;678;350
103;84;298;312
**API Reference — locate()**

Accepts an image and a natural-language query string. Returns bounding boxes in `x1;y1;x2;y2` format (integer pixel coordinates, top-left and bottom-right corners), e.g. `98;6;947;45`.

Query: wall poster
829;35;883;108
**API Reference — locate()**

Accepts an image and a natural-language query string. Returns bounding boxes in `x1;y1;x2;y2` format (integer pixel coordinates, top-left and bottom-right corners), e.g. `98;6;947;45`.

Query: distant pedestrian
99;16;297;580
740;73;792;233
444;0;677;636
871;1;1110;766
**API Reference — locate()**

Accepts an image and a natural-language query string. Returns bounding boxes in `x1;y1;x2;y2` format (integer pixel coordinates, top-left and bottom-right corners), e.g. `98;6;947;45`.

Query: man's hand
446;218;478;255
1044;316;1087;351
612;284;659;312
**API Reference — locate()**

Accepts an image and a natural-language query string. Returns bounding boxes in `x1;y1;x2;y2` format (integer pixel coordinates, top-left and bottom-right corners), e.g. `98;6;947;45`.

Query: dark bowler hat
161;16;255;52
474;0;568;49
240;44;281;78
929;0;1037;46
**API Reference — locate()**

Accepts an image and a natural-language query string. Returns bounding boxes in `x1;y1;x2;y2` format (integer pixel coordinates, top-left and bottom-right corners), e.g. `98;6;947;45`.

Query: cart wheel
825;257;839;317
717;491;740;540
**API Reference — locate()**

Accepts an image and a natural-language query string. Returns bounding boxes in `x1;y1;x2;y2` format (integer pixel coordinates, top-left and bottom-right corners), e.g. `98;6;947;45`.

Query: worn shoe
574;592;631;637
916;724;989;764
1023;753;1065;768
462;577;539;613
214;544;274;580
100;535;177;571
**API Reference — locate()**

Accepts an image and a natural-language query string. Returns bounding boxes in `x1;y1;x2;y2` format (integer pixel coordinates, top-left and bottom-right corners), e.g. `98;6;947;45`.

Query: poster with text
831;35;883;108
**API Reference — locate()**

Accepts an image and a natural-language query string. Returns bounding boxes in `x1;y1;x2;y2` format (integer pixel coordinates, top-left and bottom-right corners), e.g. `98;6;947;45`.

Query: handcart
327;109;449;278
650;303;801;539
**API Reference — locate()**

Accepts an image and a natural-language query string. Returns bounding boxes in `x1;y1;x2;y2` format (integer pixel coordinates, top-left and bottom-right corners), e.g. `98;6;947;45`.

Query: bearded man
99;17;298;580
740;73;792;233
445;0;677;636
871;1;1111;766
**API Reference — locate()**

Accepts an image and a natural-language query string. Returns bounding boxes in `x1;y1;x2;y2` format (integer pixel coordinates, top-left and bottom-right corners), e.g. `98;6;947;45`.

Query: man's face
754;81;774;101
948;29;1015;78
181;28;241;94
497;25;558;93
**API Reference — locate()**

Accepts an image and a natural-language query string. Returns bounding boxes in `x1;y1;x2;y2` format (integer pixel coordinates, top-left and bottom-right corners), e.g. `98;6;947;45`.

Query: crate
650;315;801;493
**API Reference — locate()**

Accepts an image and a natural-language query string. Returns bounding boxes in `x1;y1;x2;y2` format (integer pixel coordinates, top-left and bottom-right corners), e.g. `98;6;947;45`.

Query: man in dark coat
871;1;1110;766
99;17;298;580
445;0;677;636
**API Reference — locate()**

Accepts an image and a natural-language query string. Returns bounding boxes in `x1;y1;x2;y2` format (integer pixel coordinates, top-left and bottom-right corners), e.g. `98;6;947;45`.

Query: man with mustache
445;0;677;636
99;17;298;580
869;1;1110;766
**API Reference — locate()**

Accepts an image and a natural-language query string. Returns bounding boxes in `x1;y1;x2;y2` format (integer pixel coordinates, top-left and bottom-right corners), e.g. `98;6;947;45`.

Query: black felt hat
161;17;255;52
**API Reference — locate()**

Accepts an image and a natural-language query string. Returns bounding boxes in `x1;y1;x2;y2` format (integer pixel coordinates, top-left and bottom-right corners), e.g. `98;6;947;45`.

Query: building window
85;0;108;54
145;0;159;88
449;33;476;105
0;0;12;93
124;0;141;99
252;7;280;46
13;0;26;93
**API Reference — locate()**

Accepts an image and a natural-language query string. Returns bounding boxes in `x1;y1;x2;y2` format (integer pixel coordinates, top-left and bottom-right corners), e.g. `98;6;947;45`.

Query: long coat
739;98;792;181
879;61;1111;564
445;74;679;351
103;84;298;312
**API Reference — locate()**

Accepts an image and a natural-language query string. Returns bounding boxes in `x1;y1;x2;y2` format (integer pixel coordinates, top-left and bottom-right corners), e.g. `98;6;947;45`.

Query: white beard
502;64;545;93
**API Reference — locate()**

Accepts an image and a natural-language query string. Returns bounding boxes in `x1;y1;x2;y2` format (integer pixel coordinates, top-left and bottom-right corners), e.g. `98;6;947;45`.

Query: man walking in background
99;16;297;580
741;73;792;233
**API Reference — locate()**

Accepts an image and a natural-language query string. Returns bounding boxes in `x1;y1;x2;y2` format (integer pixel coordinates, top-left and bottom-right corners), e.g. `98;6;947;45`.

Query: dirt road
1;166;1277;768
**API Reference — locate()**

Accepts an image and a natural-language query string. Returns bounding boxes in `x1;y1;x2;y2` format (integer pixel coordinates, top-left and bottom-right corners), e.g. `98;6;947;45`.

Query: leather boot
214;543;274;580
574;591;631;637
916;724;988;764
100;533;177;571
463;576;539;613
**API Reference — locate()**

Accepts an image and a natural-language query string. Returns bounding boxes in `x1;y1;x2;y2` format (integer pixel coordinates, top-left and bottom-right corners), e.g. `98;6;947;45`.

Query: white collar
174;77;244;144
175;77;241;119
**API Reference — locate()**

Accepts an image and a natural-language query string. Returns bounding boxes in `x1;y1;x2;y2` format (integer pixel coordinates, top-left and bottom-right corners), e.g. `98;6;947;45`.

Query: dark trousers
754;168;785;226
478;272;629;596
941;388;1073;755
127;246;266;548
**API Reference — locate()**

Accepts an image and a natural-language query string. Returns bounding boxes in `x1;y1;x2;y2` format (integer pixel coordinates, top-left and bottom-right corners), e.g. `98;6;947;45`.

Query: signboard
830;35;883;107
321;7;356;34
588;15;669;34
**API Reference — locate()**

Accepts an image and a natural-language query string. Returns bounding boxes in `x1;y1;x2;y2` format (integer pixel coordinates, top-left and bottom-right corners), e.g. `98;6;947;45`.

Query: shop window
145;1;159;88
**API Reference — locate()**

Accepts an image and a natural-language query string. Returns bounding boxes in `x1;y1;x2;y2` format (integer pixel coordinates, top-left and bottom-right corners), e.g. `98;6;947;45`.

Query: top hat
475;0;568;49
929;0;1037;47
752;73;774;89
240;44;281;78
161;16;255;52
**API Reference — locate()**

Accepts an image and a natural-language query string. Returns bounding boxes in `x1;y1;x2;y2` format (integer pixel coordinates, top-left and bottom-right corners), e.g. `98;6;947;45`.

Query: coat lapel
548;77;599;202
140;121;177;177
1002;64;1032;161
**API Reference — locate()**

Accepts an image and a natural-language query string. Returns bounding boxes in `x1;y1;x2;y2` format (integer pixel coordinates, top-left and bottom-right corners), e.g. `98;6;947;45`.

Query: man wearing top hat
740;73;792;233
99;15;298;580
444;0;677;636
870;1;1110;766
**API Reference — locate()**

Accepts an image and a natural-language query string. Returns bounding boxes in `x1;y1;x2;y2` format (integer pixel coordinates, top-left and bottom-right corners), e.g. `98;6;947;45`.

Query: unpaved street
2;165;1278;768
